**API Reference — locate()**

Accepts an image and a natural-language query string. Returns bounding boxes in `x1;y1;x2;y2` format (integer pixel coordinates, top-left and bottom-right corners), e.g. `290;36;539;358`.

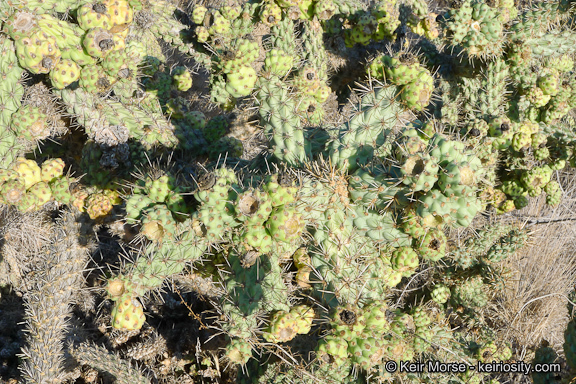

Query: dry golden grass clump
485;169;576;365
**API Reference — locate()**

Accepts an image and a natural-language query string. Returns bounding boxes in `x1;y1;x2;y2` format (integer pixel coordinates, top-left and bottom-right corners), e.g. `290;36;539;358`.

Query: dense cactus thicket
2;0;576;382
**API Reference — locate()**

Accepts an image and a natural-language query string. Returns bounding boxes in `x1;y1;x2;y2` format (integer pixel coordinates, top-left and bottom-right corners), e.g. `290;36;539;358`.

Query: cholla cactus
0;0;575;381
19;211;90;383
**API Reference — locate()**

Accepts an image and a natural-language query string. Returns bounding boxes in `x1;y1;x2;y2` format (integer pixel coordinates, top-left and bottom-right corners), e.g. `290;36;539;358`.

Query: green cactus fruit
390;311;415;336
225;65;257;98
172;66;192;92
49;178;73;204
208;11;231;35
194;167;237;204
235;189;273;224
124;40;145;63
265;204;305;243
396;128;427;156
225;338;252;365
221;1;241;20
11;105;50;141
363;301;390;335
264;48;294;77
313;83;331;103
263;174;298;207
451;276;487;308
202;115;228;144
79;64;112;93
451;246;478;269
383;336;414;362
111;295;145;330
263;305;314;343
531;132;547;149
238;223;273;253
544;180;561;206
401;208;434;238
100;49;132;78
521;167;552;196
296;96;324;125
0;170;17;184
538;71;559;96
27;181;52;207
316;335;349;367
373;0;400;38
72;189;89;213
464;119;489;146
220;39;260;73
501;179;525;197
82;27;115;58
441;159;479;188
488;117;514;149
512;123;533;152
145;175;172;203
3;11;39;40
416;228;447;262
550;159;567;171
192;5;208;24
15;30;61;74
478;342;512;363
141;205;177;242
49;58;81;89
401;72;434;111
1;179;26;205
413;327;434;353
103;0;133;31
534;146;550;161
526;87;551;108
85;193;114;220
485;228;528;263
496;199;516;214
348;337;384;370
378;54;424;85
195;26;209;43
391;246;419;277
411;307;431;329
77;2;112;31
332;306;366;341
16;191;40;212
431;284;450;304
164;191;189;219
183;110;206;130
396;153;439;192
13;158;42;189
293;66;321;95
314;0;336;20
125;194;154;221
260;1;282;26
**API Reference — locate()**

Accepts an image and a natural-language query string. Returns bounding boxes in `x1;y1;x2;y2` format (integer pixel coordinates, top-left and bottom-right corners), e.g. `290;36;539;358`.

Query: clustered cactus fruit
1;0;576;382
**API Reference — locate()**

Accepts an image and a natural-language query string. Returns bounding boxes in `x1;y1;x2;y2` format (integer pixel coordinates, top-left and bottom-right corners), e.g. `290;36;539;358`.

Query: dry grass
484;168;576;365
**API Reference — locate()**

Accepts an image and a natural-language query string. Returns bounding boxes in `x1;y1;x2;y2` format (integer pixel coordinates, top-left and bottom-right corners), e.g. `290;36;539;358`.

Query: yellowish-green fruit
13;158;42;189
49;59;81;89
27;181;52;207
41;158;66;182
83;27;115;58
77;2;113;31
15;30;61;74
111;295;145;330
